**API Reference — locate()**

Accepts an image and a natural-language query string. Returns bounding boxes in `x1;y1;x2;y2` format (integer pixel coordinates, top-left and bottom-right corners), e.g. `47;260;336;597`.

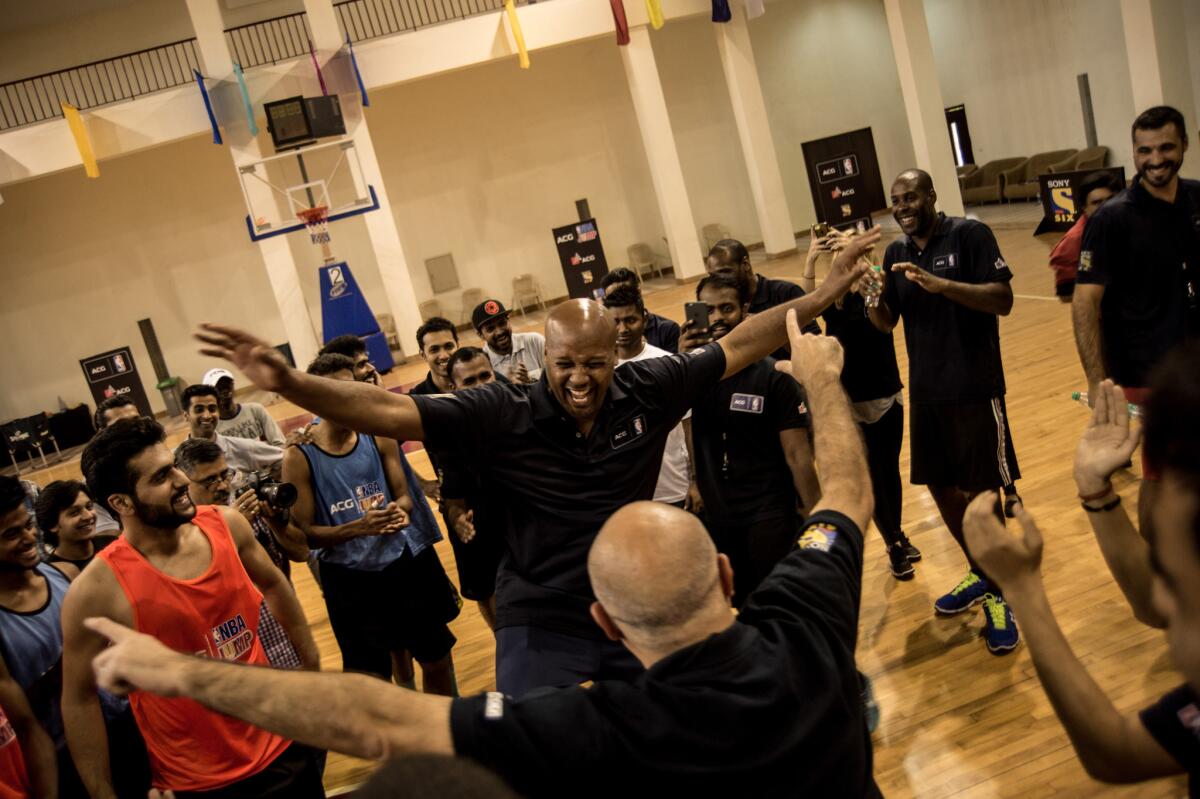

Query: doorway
944;105;975;166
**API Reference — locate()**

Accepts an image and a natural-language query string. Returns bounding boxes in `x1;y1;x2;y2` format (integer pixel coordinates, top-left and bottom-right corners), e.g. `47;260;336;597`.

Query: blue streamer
233;63;259;136
347;34;370;107
712;0;731;22
193;69;223;145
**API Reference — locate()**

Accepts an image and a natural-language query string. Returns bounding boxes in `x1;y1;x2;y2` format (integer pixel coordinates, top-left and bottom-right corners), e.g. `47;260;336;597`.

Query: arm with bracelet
1073;380;1163;627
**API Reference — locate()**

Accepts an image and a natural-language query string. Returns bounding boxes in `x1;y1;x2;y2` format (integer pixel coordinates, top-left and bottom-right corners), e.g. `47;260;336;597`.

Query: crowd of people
0;104;1197;797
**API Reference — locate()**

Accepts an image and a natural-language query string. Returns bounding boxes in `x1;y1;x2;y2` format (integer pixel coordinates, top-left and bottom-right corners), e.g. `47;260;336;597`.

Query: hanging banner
646;0;664;29
233;63;259;136
192;70;223;145
505;0;530;69
610;0;630;45
60;103;100;178
346;34;370;107
712;0;732;22
80;347;152;418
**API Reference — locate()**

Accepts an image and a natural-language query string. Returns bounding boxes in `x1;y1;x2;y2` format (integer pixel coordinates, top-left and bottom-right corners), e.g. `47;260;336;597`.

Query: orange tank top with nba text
98;506;290;791
0;702;30;799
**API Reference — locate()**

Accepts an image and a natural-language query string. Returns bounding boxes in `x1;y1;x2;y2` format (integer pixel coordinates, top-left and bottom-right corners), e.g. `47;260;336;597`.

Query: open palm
1074;379;1141;492
194;323;291;393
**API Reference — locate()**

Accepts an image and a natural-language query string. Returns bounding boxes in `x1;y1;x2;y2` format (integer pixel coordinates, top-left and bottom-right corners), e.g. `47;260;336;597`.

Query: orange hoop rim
296;205;330;226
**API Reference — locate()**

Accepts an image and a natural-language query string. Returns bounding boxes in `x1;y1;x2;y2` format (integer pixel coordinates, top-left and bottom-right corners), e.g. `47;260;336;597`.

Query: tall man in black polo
867;168;1021;655
1074;105;1200;407
80;324;881;797
704;238;821;359
192;229;878;696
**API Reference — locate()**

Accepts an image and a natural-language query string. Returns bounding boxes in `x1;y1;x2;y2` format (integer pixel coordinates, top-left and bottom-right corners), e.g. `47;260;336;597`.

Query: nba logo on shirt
932;254;957;273
355;481;385;512
730;393;764;414
632;416;645;436
211;614;254;661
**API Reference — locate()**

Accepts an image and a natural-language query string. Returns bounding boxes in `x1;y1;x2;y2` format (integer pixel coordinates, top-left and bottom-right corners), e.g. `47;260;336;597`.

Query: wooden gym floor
21;211;1187;796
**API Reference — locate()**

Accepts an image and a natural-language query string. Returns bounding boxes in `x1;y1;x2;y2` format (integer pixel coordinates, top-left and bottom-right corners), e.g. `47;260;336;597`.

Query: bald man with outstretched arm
86;320;878;796
196;230;878;697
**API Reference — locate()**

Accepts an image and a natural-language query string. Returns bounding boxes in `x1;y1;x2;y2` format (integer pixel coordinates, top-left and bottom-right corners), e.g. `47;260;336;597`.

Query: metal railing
224;12;314;69
0;39;201;131
334;0;514;43
0;0;535;131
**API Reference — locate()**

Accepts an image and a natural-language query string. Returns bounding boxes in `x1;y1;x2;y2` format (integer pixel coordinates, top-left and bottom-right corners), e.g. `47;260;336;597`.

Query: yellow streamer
60;103;99;178
505;0;530;69
646;0;664;29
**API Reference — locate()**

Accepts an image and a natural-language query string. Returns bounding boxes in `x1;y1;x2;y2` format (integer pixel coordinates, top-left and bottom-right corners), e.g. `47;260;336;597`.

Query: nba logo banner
79;346;152;418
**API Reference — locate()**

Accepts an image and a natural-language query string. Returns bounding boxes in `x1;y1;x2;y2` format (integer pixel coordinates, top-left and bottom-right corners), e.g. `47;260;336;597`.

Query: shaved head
543;300;619;427
891;168;938;239
589;503;727;646
894;168;934;193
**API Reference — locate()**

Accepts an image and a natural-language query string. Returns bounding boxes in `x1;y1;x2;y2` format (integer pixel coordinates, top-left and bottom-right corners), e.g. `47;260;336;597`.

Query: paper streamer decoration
645;0;665;29
504;0;530;69
712;0;732;22
233;63;259;136
192;70;223;144
309;44;329;95
610;0;630;44
346;34;370;107
60;103;100;177
745;0;764;18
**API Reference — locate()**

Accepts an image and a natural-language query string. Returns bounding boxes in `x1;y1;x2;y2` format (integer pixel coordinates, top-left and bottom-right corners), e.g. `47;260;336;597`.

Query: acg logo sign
330;498;356;513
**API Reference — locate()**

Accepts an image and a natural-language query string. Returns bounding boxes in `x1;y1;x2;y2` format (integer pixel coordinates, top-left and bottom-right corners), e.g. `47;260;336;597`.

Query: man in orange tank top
61;417;324;797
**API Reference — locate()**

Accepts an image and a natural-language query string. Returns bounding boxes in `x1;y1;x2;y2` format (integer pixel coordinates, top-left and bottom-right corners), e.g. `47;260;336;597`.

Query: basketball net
297;206;335;263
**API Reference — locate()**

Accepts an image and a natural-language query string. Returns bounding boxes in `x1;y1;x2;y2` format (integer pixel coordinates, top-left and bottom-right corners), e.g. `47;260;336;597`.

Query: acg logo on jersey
211;614;254;661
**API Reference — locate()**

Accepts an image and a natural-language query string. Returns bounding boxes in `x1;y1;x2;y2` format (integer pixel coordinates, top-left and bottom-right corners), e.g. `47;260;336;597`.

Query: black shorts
909;397;1020;491
442;509;504;601
174;743;324;798
320;547;461;676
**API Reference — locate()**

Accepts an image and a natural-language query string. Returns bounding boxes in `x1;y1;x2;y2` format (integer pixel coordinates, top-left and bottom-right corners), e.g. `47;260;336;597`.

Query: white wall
926;0;1138;176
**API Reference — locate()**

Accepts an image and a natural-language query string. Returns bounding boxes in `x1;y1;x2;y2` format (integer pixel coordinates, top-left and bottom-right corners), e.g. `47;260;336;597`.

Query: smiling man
192;230;878;696
61;417;322;797
409;317;460;395
180;383;283;479
472;299;545;384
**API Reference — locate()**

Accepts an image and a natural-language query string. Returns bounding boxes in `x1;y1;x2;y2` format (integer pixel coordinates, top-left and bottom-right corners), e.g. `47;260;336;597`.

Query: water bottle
1071;391;1142;418
864;263;883;308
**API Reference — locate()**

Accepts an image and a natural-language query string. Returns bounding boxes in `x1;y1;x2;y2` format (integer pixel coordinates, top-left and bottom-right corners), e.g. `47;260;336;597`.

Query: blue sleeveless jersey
0;564;70;745
300;435;441;570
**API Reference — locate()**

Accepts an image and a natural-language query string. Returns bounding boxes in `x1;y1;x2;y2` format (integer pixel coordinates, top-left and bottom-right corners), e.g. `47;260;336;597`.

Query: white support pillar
715;12;795;256
621;26;705;279
304;0;423;357
185;0;321;366
883;0;963;216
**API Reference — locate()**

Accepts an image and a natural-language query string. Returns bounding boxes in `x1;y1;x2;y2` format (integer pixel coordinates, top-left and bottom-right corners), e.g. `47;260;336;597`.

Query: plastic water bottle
1071;391;1142;418
864;264;883;308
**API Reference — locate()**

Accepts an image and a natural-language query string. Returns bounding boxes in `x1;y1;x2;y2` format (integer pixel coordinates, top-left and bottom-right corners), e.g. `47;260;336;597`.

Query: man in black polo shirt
1074;105;1200;407
192;229;878;696
704;238;821;360
867;168;1021;655
600;268;681;352
688;274;819;605
82;325;881;797
409;317;460;396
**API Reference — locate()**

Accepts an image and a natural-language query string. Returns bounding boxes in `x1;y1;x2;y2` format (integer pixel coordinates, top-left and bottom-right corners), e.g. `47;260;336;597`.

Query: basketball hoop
297;205;335;262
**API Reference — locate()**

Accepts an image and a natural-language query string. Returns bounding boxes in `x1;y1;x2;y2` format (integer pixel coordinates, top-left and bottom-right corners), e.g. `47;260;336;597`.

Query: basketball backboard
236;137;378;241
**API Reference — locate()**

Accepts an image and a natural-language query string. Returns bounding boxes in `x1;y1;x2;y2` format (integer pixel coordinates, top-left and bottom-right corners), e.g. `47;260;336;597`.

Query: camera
242;471;298;509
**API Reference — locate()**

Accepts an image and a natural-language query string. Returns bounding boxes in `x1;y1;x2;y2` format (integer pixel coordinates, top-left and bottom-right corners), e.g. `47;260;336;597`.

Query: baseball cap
471;299;510;331
202;368;235;386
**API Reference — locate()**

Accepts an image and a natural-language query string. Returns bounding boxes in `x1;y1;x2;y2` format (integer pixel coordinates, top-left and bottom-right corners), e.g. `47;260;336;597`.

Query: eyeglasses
195;468;234;491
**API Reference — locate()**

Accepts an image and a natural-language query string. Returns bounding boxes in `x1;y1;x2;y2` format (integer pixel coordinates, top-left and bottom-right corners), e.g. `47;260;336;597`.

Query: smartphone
812;222;832;239
684;301;710;336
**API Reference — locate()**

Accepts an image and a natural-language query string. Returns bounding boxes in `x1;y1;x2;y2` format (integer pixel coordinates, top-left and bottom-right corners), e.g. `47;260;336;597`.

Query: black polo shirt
1077;176;1200;387
822;292;903;403
691;358;808;523
749;274;822;360
1139;683;1200;794
408;372;442;396
644;311;680;353
881;214;1012;403
450;510;879;798
410;344;728;638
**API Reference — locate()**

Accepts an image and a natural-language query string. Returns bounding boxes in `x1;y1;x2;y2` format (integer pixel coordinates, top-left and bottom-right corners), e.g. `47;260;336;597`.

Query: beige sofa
961;157;1027;204
1001;149;1078;201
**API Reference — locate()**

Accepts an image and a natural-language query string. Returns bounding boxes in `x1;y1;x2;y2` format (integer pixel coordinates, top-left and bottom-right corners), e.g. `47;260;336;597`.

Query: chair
460;288;485;326
375;313;401;352
960;157;1028;204
510;274;546;316
628;243;662;280
701;223;731;253
1001;149;1077;201
3;413;61;474
418;299;443;322
1047;146;1109;174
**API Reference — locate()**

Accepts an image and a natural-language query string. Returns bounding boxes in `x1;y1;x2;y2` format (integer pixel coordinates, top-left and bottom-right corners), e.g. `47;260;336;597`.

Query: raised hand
85;617;188;698
827;226;881;293
963;491;1044;590
232;489;261;523
891;261;947;294
678;319;713;353
1074;379;1141;496
774;310;845;389
194;323;291;393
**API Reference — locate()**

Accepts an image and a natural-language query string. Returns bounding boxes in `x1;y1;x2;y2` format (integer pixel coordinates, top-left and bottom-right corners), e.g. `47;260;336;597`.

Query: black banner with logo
80;347;152;417
1034;167;1126;235
801;127;887;232
553;218;609;300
